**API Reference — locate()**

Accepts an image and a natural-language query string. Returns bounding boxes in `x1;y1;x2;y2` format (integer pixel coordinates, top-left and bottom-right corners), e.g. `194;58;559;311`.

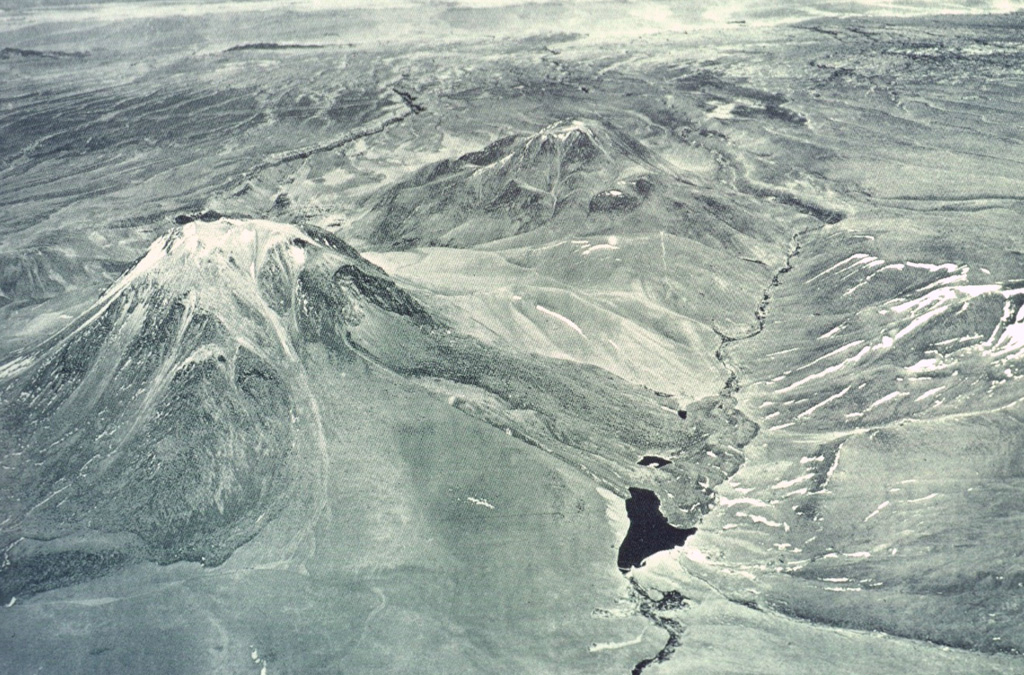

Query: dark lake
617;488;696;571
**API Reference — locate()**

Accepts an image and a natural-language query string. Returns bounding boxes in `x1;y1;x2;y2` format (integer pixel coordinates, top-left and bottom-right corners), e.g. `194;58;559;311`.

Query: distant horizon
2;0;1022;26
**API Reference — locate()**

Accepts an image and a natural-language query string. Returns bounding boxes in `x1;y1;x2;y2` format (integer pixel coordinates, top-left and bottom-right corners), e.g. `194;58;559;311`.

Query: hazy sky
0;0;1020;41
2;0;1021;20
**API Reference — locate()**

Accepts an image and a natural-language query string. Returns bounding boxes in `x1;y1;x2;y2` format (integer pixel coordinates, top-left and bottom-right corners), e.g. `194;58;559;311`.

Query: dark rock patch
224;43;323;52
590;189;640;213
0;47;87;60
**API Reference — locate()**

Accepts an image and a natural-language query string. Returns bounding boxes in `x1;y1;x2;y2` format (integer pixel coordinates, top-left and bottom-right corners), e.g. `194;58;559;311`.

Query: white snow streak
798;386;852;419
589;635;645;653
536;305;586;337
467;497;495;509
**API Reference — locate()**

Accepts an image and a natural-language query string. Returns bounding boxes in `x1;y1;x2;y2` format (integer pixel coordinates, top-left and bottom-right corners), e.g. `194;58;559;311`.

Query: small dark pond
617;488;696;571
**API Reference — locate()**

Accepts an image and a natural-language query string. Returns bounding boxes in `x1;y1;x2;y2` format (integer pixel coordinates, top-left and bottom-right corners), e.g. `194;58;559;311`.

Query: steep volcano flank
359;119;702;250
0;218;426;599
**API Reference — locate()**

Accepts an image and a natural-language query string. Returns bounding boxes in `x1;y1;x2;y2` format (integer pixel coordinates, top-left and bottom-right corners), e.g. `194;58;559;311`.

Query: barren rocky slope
2;2;1024;673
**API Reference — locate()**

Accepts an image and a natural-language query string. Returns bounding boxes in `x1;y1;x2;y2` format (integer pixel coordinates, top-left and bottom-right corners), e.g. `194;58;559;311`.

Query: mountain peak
516;118;606;167
532;118;602;145
358;119;667;249
112;218;312;294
